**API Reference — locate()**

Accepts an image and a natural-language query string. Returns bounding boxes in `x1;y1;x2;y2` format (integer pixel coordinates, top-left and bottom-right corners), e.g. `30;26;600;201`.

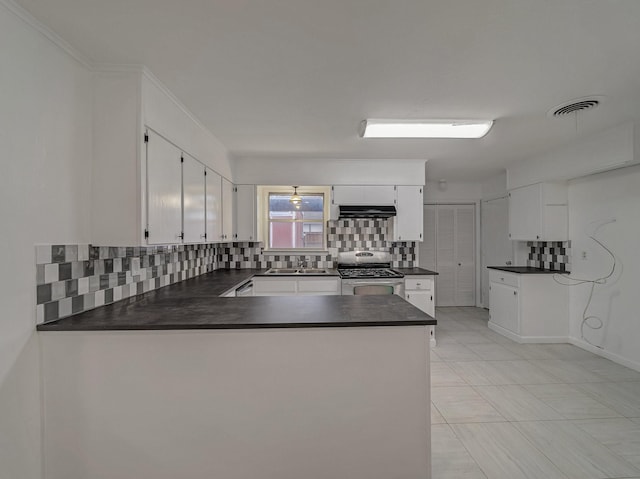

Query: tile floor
431;307;640;479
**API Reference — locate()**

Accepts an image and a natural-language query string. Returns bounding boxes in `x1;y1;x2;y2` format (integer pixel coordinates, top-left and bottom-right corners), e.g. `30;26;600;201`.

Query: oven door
341;279;405;297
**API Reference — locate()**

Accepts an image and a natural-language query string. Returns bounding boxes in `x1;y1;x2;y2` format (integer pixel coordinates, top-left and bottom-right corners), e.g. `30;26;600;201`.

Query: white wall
0;2;94;477
567;165;640;370
234;158;426;186
424;180;483;202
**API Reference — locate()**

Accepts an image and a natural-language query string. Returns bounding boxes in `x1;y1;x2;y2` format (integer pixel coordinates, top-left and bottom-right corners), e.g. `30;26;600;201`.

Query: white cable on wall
553;219;617;349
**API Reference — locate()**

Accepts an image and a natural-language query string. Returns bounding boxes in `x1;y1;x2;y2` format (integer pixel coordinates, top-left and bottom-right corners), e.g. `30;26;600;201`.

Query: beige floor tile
435;343;483;362
523;383;621;420
466;343;525;360
573;418;640;457
500;342;562;360
536;344;597;360
449;361;513;386
528;359;607;383
448;331;496;345
488;360;564;385
513;420;640;479
474;385;563;421
577;358;640;381
432;424;488;478
432;386;506;424
432;403;446;424
451;422;569;479
431;362;468;387
576;382;640;417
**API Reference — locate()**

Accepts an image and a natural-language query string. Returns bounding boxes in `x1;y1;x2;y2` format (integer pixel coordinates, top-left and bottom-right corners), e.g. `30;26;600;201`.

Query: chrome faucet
297;257;308;269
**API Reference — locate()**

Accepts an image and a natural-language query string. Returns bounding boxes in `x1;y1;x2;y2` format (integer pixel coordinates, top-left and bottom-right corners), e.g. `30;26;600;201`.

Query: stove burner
338;268;404;279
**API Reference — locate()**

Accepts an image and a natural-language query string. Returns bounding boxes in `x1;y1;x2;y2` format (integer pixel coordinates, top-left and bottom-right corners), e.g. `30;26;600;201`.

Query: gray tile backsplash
35;218;417;323
527;241;571;272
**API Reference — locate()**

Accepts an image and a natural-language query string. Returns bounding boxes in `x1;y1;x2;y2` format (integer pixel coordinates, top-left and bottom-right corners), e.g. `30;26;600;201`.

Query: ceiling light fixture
289;186;302;205
359;119;494;139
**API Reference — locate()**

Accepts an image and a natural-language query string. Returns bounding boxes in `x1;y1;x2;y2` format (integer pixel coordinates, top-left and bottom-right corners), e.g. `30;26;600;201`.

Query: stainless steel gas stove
338;251;404;296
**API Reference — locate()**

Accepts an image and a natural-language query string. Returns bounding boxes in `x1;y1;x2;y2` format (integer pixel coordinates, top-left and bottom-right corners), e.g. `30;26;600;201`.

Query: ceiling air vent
548;96;603;118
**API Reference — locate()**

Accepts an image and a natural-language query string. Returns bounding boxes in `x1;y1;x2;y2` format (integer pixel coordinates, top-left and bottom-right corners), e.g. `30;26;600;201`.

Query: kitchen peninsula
37;271;436;479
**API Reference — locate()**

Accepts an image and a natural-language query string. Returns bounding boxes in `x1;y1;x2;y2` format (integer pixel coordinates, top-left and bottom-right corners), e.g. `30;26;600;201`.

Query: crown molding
0;0;92;69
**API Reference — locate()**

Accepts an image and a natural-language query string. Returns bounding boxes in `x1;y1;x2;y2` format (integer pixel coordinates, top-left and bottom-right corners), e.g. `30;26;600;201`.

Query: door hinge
204;170;207;176
179;232;184;240
144;133;149;143
144;229;149;239
180;155;184;163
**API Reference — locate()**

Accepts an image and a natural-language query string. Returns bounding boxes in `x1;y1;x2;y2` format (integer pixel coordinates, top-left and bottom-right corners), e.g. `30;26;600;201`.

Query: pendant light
289;186;302;205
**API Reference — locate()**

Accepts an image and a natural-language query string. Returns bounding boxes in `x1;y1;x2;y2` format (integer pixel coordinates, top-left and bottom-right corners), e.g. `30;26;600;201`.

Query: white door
481;197;513;308
423;204;476;307
205;168;222;242
146;130;183;244
182;154;206;243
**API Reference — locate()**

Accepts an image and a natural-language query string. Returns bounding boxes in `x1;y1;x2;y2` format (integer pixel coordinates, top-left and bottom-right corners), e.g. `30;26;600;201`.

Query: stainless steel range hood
338;205;397;218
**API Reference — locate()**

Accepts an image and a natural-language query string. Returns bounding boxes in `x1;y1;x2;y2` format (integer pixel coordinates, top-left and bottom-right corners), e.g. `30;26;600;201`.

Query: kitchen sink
265;268;331;275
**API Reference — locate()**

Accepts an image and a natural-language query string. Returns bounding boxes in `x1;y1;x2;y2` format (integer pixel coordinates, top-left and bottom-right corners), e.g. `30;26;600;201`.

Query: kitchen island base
41;326;431;479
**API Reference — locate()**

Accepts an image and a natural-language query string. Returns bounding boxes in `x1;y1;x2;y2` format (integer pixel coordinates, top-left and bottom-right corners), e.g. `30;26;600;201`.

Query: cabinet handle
536;235;540;239
458;263;462;266
431;295;433;301
514;291;517;295
416;283;421;286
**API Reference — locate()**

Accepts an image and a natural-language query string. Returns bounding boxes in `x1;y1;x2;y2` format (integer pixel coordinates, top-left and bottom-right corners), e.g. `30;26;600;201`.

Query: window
258;186;330;251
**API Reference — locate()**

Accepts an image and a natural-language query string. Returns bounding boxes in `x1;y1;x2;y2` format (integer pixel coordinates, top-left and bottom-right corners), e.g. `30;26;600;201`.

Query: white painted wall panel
0;5;93;477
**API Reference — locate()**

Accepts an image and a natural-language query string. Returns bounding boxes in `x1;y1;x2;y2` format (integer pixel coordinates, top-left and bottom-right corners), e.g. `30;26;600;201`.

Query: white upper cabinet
221;177;234;242
146;131;183;244
393;186;424;241
234;184;257;241
182;154;206;244
331;185;396;205
205;169;222;243
508;182;568;241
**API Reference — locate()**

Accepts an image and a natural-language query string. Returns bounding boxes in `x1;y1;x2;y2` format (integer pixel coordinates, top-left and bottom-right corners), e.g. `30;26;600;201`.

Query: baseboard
488;322;569;344
569;337;640;373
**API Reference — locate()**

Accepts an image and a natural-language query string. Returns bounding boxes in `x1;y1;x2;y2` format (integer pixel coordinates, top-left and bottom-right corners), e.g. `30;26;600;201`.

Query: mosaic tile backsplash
527;241;571;272
36;219;417;323
217;218;417;269
36;244;216;323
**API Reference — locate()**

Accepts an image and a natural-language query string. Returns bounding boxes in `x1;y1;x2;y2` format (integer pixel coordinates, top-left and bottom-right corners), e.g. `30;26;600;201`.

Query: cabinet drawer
404;278;433;291
489;270;520;288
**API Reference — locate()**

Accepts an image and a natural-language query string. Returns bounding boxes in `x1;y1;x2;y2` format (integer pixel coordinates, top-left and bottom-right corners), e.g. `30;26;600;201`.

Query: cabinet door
235;184;256;241
489;281;519;334
394;186;423;241
405;290;434;317
146;131;183;244
508;184;542;241
221;178;234;241
205;169;222;243
182;155;206;243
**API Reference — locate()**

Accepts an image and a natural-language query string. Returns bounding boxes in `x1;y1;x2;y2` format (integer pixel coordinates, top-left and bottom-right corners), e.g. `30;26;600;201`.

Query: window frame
257;185;331;252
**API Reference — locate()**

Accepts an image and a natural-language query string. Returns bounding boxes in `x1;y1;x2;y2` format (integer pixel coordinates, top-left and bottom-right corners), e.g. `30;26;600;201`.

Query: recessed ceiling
13;0;640;181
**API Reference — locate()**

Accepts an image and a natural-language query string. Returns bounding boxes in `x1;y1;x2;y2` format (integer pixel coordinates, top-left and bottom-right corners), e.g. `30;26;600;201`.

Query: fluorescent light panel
361;119;494;138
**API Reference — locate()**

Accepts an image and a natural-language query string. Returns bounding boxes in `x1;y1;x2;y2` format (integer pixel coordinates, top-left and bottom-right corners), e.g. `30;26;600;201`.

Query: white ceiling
15;0;640;181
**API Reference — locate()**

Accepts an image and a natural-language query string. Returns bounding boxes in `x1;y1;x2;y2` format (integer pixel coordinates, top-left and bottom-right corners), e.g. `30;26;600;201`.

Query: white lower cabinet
488;270;568;342
253;277;341;296
404;276;436;346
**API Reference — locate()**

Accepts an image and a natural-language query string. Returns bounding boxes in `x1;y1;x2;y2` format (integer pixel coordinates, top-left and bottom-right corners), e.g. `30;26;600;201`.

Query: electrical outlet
581;251;587;260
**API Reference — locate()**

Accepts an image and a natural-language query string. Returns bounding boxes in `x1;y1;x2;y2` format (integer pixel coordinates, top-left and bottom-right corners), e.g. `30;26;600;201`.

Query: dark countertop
394;267;439;276
251;269;340;277
37;270;436;331
487;266;565;274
